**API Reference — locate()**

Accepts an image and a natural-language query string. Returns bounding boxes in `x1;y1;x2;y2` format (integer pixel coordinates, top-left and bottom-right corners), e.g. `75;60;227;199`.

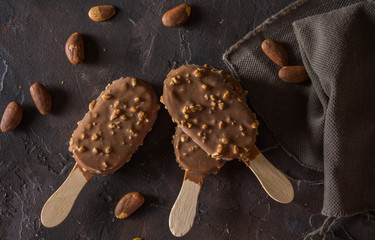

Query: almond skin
65;32;84;65
88;5;115;22
162;4;191;27
1;101;23;132
115;192;145;219
30;82;52;115
278;66;309;83
261;39;288;67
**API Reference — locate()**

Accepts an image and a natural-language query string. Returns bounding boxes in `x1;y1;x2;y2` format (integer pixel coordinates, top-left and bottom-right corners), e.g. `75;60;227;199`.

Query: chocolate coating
69;77;159;174
174;126;225;174
162;65;258;160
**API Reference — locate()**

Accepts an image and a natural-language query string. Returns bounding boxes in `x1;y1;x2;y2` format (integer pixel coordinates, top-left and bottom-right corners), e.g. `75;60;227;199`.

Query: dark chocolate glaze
162;65;258;160
69;77;159;174
174;126;225;174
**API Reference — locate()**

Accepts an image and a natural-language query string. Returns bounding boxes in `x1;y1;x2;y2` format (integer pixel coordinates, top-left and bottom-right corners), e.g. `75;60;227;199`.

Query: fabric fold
223;0;375;217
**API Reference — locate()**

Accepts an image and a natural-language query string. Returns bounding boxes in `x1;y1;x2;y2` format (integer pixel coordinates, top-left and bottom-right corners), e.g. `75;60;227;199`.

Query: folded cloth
223;0;375;217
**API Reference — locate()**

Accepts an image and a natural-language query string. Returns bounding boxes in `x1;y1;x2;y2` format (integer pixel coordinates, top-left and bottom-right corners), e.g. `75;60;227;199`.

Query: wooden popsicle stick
41;164;94;228
169;170;206;237
243;146;294;204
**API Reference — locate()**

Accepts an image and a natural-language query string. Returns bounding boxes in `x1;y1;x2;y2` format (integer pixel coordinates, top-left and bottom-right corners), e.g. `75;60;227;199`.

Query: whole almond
30;82;52;115
65;32;84;65
261;39;288;67
162;4;191;27
278;66;309;83
115;192;145;219
1;101;23;132
88;5;115;22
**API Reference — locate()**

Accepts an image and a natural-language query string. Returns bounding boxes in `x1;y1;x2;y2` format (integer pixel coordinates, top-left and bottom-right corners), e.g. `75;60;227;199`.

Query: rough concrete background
0;0;374;239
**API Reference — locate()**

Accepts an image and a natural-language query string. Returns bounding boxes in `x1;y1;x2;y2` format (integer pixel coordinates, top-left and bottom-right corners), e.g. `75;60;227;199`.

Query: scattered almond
162;3;191;27
1;101;23;132
65;32;84;65
278;66;309;83
30;82;52;115
261;39;288;67
88;5;115;22
115;192;145;219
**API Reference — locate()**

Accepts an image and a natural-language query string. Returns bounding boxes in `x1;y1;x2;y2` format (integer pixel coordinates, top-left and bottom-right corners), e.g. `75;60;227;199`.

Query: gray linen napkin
223;0;375;217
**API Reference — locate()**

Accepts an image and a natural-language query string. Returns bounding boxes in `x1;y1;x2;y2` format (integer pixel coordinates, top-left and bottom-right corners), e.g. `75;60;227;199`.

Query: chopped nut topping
102;161;108;167
193;69;203;77
102;94;112;100
221;138;229;144
218;102;224;110
110;113;118;121
217;144;223;154
187;122;192;128
211;102;216;107
239;125;244;131
182;104;204;114
201;84;207;90
170;77;180;85
129;129;138;136
184;114;189;119
181;135;189;142
138;111;146;120
89;100;96;110
92;148;99;154
198;131;203;136
131;78;137;87
93;122;97;126
120;114;127;120
250;122;257;129
134;97;141;103
130;106;137;112
69;138;74;145
114;100;120;108
77;121;81;125
204;94;209;100
105;147;111;153
210;95;216;101
202;124;208;129
233;145;239;154
218;121;224;129
108;123;115;129
92;133;99;140
81;133;87;139
181;120;187;127
114;109;121;115
128;136;133;140
77;146;86;152
218;70;224;75
111;130;115;135
93;113;99;118
182;153;187;156
223;91;230;99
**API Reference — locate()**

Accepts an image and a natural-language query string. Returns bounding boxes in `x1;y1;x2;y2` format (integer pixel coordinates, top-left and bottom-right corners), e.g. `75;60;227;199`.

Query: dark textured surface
0;0;374;239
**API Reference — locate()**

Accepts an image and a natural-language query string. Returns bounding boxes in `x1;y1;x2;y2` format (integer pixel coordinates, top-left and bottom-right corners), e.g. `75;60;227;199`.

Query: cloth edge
222;0;308;63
